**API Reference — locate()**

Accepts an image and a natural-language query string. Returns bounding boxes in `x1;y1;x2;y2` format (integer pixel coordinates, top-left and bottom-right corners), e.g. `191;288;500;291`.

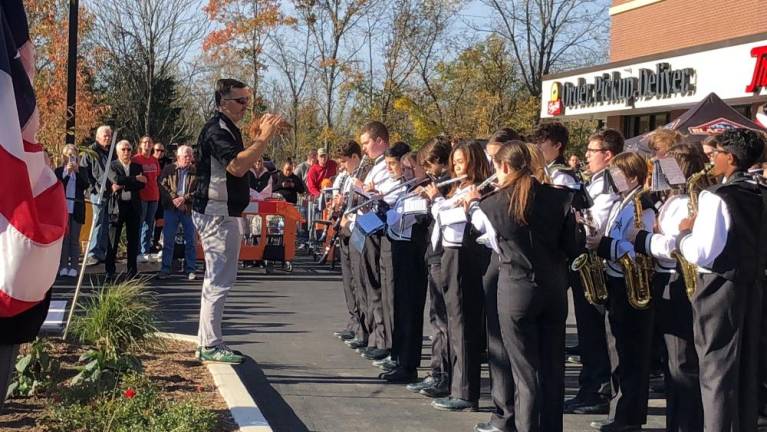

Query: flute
344;176;422;215
401;175;468;200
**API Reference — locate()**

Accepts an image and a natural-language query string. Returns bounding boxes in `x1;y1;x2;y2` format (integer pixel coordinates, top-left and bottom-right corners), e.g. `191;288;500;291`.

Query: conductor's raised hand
255;114;288;142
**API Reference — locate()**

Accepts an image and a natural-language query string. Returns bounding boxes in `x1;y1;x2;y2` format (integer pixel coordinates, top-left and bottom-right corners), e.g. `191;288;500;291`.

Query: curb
157;332;273;432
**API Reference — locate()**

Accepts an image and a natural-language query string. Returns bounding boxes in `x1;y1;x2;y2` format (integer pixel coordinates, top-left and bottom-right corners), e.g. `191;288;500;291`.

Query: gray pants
60;217;82;269
193;211;242;348
0;345;19;411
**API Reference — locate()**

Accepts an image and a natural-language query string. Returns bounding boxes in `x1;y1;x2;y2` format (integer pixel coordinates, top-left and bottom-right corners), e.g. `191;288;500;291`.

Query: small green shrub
6;338;60;398
43;373;217;432
70;278;159;360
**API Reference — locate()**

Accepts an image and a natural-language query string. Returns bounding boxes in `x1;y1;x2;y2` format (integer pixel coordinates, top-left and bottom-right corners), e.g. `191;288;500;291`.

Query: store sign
688;117;749;135
745;45;767;93
561;62;696;109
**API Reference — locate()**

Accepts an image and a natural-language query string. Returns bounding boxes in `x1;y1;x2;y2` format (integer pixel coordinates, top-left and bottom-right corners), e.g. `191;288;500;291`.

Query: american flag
0;1;66;318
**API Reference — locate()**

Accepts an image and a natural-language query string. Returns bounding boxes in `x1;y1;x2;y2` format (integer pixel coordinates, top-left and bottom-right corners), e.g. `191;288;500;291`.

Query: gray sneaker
198;344;244;364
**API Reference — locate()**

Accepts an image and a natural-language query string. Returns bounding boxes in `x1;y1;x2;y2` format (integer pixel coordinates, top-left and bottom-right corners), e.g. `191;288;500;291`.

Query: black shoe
419;380;450;398
573;400;610;415
345;338;367;349
431;397;478;412
334;329;354;340
589;419;641;431
566;344;581;355
474;422;503;432
406;375;441;393
362;348;389;361
379;367;417;383
564;394;608;414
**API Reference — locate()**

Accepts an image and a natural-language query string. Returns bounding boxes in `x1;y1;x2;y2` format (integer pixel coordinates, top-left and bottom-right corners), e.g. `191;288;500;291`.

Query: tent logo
746;45;767;93
547;82;563;116
688;117;748;135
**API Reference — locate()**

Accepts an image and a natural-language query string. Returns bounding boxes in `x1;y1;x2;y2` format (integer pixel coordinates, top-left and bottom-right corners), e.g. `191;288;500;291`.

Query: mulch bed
0;338;238;431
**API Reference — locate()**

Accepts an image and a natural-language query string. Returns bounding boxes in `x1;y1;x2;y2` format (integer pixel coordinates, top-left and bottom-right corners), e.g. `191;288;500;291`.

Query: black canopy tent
625;92;766;155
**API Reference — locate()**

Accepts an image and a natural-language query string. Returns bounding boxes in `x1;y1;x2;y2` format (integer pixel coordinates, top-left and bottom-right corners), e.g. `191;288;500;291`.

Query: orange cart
196;198;301;272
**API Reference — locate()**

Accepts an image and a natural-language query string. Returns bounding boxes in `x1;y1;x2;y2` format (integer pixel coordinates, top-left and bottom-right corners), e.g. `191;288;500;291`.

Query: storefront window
623;112;670;138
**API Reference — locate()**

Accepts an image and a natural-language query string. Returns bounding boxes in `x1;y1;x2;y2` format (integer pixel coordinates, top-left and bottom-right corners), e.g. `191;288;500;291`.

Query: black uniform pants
362;233;386;350
390;238;427;371
483;254;515;430
604;274;661;426
427;262;450;379
339;235;361;334
570;272;611;398
693;272;762;432
654;272;702;432
106;200;140;275
380;235;395;350
349;244;369;342
497;266;567;432
442;245;488;401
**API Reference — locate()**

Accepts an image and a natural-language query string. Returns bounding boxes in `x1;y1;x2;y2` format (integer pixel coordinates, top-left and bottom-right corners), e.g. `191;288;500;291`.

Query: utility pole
65;0;78;145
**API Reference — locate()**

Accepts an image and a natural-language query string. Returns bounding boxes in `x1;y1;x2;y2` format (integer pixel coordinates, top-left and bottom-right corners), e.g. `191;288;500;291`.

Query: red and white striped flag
0;1;67;318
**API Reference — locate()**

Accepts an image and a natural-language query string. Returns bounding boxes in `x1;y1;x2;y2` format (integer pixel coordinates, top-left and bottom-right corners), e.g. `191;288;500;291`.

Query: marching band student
534;121;579;189
331;141;367;345
630;144;709;432
423;140;491;412
375;142;411;366
406;137;454;398
355;121;392;362
467;142;578;432
567;130;624;415
677;128;767;432
380;149;431;383
586;152;658;432
477;132;522;432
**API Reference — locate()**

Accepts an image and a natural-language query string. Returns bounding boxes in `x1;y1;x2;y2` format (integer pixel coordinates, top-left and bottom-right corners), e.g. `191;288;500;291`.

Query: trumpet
672;164;714;300
618;188;653;310
571;209;608;305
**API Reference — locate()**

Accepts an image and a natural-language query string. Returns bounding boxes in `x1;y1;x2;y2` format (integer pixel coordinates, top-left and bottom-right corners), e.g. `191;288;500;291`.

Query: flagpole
63;129;119;339
65;0;78;146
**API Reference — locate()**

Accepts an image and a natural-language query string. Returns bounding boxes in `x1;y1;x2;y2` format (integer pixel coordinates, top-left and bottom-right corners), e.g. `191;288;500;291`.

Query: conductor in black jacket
105;140;147;278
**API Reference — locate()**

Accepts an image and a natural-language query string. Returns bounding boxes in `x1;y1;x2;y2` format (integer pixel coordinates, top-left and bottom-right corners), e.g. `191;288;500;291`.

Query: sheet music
658;157;687;185
350;225;367;252
357;212;385;235
403;197;428;215
651;160;671;192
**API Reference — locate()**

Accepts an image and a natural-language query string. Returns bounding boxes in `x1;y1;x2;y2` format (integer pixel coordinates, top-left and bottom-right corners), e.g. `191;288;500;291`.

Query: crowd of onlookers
54;126;341;279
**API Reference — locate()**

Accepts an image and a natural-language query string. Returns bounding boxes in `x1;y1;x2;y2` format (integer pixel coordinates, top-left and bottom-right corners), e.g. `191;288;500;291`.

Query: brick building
540;0;767;138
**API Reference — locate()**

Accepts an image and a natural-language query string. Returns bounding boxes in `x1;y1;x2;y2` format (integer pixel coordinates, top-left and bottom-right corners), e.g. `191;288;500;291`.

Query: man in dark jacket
105;140;146;279
81;125;116;265
158;145;197;280
272;159;306;204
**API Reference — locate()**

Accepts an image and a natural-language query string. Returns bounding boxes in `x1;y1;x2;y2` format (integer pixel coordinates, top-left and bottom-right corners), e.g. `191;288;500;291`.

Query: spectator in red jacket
306;147;337;197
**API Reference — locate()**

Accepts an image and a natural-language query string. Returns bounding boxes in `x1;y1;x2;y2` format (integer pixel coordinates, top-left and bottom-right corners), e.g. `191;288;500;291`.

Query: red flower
123;388;136;399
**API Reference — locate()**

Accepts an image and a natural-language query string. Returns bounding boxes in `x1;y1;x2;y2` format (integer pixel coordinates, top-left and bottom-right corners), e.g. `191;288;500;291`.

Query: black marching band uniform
329;127;767;432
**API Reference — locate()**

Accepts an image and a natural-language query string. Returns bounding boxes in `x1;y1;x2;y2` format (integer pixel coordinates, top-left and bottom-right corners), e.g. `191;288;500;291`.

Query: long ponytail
493;142;535;224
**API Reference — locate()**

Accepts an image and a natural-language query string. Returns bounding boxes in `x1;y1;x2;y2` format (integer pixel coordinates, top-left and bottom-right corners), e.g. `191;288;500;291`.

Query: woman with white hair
55;144;89;277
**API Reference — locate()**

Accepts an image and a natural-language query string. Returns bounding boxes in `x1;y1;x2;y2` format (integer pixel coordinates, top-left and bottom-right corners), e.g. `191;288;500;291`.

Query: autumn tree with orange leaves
25;0;108;159
203;0;295;124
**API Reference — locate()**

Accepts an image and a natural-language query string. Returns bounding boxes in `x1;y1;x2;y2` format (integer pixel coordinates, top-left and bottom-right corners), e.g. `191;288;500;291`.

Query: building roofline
543;31;767;81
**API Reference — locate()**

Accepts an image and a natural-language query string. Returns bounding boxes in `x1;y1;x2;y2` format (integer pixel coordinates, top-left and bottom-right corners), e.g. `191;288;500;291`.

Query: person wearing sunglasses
191;78;285;365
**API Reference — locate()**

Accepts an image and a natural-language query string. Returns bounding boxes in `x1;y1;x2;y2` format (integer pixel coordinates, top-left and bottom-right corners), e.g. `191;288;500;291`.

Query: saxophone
618;189;653;310
672;165;713;300
571;208;608;305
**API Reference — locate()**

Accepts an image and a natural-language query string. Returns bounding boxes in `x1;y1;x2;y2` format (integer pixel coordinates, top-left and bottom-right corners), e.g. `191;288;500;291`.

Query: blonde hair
524;142;550;183
61;144;78;156
649;128;683;153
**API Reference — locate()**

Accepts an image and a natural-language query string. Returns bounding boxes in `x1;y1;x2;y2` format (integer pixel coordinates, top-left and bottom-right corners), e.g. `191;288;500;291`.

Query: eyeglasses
224;97;250;105
709;148;729;158
119;148;132;152
585;147;608;154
